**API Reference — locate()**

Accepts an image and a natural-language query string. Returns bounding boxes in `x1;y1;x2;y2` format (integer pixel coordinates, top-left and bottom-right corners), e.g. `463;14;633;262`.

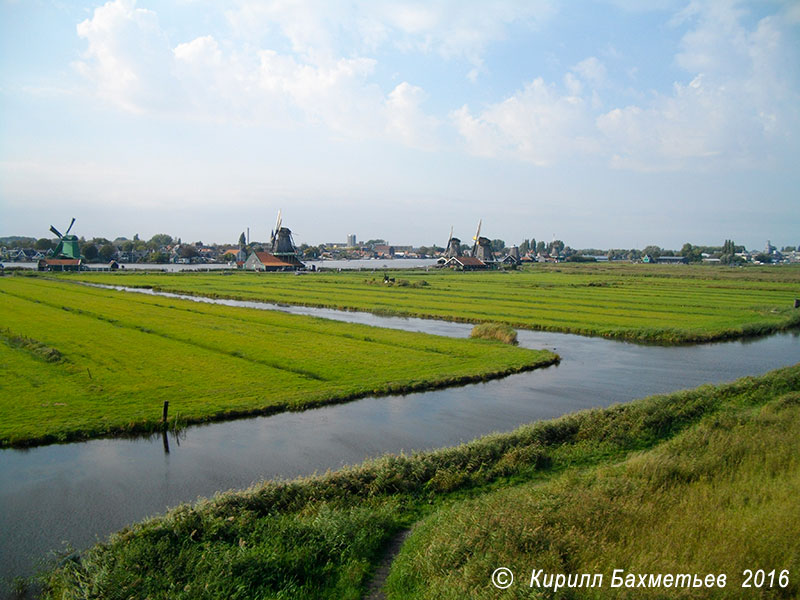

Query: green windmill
50;218;81;259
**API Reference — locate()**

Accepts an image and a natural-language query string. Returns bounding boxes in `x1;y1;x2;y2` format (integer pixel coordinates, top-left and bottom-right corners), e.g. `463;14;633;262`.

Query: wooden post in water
162;401;169;427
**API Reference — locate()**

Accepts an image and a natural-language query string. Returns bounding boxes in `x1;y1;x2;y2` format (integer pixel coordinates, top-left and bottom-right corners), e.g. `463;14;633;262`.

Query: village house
244;251;299;272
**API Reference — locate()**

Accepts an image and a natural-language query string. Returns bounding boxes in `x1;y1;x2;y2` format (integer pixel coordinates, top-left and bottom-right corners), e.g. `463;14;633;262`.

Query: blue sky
1;0;798;249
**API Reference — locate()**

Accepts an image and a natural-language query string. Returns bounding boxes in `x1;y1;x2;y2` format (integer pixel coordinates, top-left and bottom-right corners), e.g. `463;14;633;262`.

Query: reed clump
470;322;518;345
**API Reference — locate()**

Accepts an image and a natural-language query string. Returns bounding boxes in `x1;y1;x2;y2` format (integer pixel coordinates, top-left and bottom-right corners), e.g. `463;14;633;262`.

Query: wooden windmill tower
470;220;494;262
444;226;462;258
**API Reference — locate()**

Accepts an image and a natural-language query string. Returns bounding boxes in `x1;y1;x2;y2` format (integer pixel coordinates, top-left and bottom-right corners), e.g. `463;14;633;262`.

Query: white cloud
452;78;598;166
224;0;555;79
75;0;180;113
598;2;800;170
572;57;607;86
257;52;384;136
73;0;439;146
385;82;440;149
455;2;799;171
71;0;800;171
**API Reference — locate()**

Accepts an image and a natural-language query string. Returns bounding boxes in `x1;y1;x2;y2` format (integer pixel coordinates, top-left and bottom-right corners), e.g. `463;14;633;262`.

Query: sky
1;0;798;250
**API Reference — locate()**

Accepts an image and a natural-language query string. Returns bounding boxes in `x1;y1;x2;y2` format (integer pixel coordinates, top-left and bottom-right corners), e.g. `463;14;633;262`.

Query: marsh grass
41;364;800;599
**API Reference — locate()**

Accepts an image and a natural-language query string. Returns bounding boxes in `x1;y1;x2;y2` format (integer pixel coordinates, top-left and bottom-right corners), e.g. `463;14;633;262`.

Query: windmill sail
471;220;482;257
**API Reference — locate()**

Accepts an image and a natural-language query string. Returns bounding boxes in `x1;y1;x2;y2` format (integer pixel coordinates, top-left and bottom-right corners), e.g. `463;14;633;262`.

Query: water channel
1;287;798;590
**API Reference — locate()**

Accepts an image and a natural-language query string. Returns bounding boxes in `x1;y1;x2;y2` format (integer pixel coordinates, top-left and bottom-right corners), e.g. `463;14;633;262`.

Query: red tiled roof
449;256;485;266
253;252;293;267
42;259;82;265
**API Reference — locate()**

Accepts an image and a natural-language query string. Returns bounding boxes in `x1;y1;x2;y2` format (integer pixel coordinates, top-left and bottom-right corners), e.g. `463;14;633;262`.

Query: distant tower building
765;240;776;255
347;234;357;247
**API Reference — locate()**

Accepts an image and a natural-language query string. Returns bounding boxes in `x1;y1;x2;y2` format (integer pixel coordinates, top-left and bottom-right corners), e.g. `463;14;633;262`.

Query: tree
536;241;546;254
753;253;771;264
180;245;199;259
121;241;134;252
642;245;662;259
490;239;506;253
82;243;98;261
149;234;173;247
680;243;702;263
146;251;169;263
238;232;246;247
720;239;739;264
99;244;116;261
34;238;53;250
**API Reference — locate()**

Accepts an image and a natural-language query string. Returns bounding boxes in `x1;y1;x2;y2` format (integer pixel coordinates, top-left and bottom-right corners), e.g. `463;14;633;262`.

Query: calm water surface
1;290;798;590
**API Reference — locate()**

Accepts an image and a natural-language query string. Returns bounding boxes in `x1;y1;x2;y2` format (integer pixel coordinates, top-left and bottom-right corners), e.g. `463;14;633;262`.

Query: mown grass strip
60;263;800;343
0;276;555;447
39;363;800;599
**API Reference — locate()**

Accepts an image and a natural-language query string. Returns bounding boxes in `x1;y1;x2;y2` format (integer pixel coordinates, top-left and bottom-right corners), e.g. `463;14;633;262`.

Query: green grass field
41;364;800;599
63;263;800;343
0;276;555;447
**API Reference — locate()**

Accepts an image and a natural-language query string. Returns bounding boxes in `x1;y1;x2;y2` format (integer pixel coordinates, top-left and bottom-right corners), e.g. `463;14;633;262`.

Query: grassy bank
387;393;800;599
41;363;800;599
62;263;800;343
0;276;555;447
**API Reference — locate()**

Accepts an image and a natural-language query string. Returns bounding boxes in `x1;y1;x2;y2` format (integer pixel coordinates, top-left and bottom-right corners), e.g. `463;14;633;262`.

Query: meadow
42;363;800;599
64;263;800;343
0;276;554;447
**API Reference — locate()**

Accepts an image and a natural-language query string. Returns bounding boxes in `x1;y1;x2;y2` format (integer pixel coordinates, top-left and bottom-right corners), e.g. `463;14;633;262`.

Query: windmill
268;209;304;267
470;219;493;262
444;225;461;259
50;218;81;259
